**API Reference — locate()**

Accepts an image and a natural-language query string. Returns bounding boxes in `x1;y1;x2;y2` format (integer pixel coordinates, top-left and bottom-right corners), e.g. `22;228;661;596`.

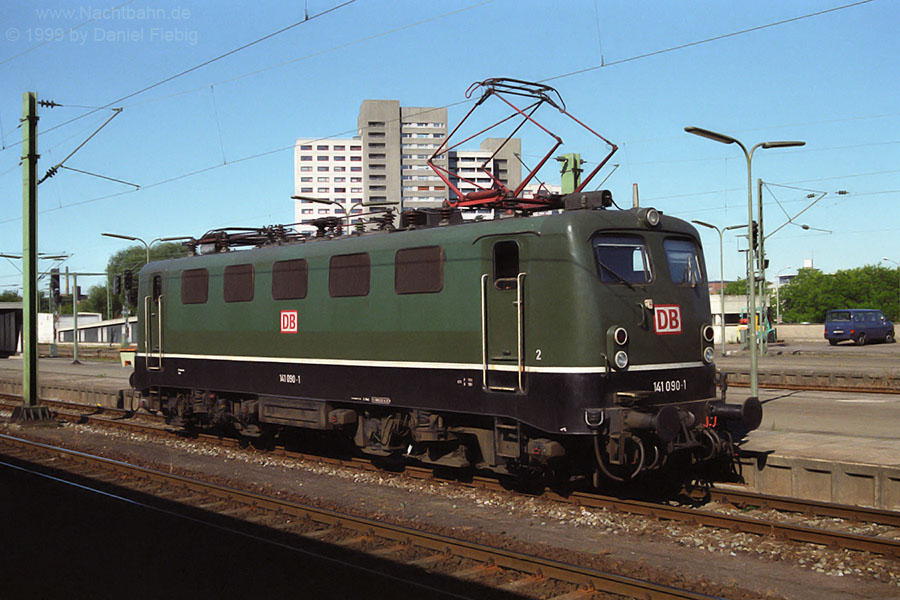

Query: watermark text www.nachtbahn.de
6;5;198;46
35;6;192;22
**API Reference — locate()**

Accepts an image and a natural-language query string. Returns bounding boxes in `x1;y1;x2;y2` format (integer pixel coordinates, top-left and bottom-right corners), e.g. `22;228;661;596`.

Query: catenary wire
0;0;357;150
539;0;876;83
0;0;885;227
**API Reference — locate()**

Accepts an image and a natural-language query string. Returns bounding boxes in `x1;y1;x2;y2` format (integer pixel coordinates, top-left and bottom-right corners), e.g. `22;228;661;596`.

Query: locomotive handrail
471;230;541;244
480;273;489;389
143;294;163;371
143;295;148;363
157;294;164;370
517;272;526;392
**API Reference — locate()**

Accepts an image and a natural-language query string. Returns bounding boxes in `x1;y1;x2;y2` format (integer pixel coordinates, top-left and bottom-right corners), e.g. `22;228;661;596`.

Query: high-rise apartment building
295;101;522;231
293;138;365;233
359;101;449;211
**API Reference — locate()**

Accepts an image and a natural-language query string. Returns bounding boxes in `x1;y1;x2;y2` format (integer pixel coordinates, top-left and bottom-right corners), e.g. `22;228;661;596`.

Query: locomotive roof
140;206;699;275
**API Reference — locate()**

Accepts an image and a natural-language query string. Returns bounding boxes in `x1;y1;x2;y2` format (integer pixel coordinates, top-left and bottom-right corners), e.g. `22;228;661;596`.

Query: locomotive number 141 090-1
653;378;687;393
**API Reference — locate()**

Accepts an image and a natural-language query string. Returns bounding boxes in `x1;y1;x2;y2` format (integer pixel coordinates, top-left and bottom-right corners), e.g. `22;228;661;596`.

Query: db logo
654;305;682;335
280;310;298;334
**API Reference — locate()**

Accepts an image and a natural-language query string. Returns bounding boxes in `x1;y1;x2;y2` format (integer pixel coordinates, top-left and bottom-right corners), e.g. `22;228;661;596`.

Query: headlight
638;207;660;227
702;325;715;343
703;346;715;364
614;350;629;369
614;327;628;345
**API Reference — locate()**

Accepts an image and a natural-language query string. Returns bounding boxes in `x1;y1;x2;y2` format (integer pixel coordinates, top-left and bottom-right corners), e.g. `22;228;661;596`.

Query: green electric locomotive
130;195;760;485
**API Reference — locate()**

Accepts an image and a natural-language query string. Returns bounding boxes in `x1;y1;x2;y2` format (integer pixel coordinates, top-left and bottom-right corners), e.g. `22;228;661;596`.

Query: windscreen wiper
596;258;636;290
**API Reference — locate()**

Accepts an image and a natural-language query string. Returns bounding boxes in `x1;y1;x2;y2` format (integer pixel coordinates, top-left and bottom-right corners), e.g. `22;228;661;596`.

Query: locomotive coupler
707;396;763;431
621;405;681;443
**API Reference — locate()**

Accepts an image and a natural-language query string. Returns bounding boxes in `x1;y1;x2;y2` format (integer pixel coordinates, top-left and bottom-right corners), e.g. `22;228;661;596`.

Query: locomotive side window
151;274;162;301
224;264;254;303
664;238;704;286
395;246;443;294
181;268;209;304
493;241;519;290
272;259;308;300
329;253;370;297
591;235;651;284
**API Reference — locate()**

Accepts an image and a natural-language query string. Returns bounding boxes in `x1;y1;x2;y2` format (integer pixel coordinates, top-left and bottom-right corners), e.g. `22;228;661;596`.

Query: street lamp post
884;257;900;319
691;220;747;356
102;232;166;264
685;127;804;398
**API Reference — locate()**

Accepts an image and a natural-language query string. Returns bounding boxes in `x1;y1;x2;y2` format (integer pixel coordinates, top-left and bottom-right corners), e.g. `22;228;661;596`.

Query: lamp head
102;232;138;242
761;141;805;149
684;126;737;145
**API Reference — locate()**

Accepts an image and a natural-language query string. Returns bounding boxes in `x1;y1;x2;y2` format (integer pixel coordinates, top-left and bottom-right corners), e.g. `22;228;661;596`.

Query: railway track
723;371;900;394
3;394;900;559
0;433;719;600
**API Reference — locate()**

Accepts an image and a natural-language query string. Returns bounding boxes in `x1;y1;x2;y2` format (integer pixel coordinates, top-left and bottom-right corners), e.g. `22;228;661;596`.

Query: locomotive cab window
224;264;254;303
151;274;162;301
664;238;704;286
329;253;370;297
272;259;308;300
591;235;651;284
493;240;519;290
181;269;209;304
395;246;443;294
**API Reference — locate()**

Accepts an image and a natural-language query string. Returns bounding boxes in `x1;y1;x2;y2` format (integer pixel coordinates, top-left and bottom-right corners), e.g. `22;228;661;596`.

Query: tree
0;290;22;302
779;265;898;323
105;242;190;317
78;284;112;318
107;242;189;279
723;278;771;297
723;278;748;295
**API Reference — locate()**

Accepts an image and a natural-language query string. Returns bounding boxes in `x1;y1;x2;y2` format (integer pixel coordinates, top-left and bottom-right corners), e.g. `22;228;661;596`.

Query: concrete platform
733;387;900;509
1;355;899;509
0;356;131;407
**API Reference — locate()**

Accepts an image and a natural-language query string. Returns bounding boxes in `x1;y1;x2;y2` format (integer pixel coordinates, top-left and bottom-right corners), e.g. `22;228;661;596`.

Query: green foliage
107;242;189;278
105;242;190;317
1;289;50;311
723;278;771;296
723;278;747;295
78;284;112;318
779;265;899;323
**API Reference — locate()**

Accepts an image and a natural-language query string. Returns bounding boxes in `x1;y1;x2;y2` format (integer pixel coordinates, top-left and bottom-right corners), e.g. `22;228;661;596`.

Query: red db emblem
654;305;682;335
280;310;298;334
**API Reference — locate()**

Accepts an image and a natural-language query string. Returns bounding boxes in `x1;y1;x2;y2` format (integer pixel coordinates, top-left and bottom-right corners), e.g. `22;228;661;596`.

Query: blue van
824;309;895;346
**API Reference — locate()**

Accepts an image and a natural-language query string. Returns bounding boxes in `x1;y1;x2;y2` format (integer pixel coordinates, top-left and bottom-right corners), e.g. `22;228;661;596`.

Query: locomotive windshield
663;238;704;286
592;235;652;284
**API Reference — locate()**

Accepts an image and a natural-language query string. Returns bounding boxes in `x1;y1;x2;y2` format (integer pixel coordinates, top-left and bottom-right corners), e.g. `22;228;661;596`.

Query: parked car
824;309;895;346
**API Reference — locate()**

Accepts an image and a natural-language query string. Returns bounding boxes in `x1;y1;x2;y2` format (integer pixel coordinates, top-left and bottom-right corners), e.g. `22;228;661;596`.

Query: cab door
144;272;164;370
481;239;527;392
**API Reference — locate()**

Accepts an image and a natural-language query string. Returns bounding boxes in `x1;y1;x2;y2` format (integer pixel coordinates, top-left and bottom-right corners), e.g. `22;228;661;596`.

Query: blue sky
1;0;897;293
